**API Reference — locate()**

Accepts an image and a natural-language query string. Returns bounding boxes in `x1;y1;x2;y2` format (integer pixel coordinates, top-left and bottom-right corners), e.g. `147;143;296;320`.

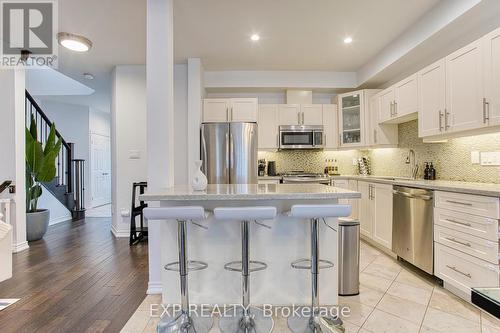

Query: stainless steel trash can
338;218;360;296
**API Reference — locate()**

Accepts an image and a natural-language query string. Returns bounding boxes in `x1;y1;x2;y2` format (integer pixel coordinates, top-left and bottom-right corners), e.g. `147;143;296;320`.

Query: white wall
40;100;92;211
0;69;27;253
110;64;189;237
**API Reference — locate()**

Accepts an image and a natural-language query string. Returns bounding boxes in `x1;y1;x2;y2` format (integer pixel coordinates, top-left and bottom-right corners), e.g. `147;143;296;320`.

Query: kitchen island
141;183;360;306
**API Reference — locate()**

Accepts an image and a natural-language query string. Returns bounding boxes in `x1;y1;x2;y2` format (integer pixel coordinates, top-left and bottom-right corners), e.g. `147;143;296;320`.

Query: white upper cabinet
483;26;500;126
203;98;258;123
445;39;485;133
257;105;279;149
418;59;446;137
378;75;418;124
394;74;419;120
378;88;395;123
338;90;366;147
203;99;230;123
301;104;323;125
368;93;398;147
230;98;258;122
322;104;338;149
278;104;301;125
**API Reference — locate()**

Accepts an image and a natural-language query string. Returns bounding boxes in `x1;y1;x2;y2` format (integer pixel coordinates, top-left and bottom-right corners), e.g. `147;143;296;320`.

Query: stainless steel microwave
279;125;324;149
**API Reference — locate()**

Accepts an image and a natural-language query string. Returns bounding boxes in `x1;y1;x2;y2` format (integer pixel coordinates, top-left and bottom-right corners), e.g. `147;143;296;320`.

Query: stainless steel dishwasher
392;186;434;274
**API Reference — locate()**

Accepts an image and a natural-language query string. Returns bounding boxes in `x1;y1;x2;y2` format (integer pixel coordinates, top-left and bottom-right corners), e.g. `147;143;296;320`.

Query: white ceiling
48;0;445;110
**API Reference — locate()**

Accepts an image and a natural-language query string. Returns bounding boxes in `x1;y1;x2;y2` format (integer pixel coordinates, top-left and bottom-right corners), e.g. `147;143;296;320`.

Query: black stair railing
25;90;85;219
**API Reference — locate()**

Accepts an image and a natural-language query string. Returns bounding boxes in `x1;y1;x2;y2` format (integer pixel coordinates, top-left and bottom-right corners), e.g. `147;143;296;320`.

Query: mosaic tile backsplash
259;120;500;184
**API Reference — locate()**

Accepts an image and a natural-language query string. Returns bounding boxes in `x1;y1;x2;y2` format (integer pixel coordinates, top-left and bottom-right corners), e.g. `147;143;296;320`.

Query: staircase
25;91;85;220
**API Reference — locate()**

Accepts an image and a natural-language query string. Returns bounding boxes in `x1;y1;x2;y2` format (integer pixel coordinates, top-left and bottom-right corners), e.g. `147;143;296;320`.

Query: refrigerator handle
201;130;208;174
227;131;232;182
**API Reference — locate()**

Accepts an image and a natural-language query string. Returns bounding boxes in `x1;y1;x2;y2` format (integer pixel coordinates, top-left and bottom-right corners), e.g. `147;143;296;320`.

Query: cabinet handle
230;107;233;121
277;134;280;148
302;112;305;125
444;237;472;247
394;101;398;116
446;265;472;278
444;218;471;227
298;112;301;124
445;109;451;130
483;98;490;124
226;107;229;121
390;102;394;117
446;200;472;206
373;129;377;144
438;110;444;131
339;133;342;145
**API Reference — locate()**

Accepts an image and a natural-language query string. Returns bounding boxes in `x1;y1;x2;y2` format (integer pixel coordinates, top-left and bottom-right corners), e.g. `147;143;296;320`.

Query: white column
146;0;175;294
0;69;27;253
187;58;205;183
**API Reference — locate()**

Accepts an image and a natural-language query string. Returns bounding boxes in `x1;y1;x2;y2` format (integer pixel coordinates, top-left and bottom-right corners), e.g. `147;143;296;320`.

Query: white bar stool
287;204;351;333
214;206;277;333
144;206;213;333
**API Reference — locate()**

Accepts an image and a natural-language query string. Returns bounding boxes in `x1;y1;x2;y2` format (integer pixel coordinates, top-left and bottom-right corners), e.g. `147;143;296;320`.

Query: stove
281;171;331;185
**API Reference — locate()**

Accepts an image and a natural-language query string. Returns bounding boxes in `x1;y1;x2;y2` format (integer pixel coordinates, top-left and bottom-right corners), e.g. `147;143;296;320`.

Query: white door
257;104;279;149
230;98;258;122
358;181;373;238
394;74;418;118
483;27;500;126
91;133;111;207
278;104;300;125
203;99;229;122
373;183;393;249
446;39;485;133
322;104;338;149
378;88;395;123
301;104;323;125
418;58;446;137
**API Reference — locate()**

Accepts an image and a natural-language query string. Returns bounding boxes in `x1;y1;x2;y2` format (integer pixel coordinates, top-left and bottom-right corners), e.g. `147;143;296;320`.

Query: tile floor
122;241;500;333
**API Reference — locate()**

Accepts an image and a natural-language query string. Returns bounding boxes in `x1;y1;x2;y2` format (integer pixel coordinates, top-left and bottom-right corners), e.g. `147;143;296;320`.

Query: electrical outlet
471;151;480;164
352;158;358;166
481;152;500;166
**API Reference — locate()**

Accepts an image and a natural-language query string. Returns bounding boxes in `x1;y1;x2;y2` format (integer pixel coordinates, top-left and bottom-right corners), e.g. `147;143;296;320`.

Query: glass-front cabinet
339;90;365;147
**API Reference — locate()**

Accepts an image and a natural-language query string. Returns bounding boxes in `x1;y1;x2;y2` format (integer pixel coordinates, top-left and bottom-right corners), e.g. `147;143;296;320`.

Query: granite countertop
140;183;361;201
330;175;500;197
258;176;282;180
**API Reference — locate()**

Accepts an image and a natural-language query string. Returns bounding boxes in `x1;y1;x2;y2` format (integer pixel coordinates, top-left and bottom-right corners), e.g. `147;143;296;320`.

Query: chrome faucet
406;149;419;179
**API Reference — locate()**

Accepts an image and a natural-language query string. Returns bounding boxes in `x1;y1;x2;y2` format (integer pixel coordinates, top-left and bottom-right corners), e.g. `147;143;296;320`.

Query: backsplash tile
370;120;500;184
259;120;500;184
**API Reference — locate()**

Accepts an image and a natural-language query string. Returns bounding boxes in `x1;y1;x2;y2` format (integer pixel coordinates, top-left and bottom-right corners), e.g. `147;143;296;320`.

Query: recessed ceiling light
250;34;260;42
57;32;92;52
83;73;94;80
344;37;353;44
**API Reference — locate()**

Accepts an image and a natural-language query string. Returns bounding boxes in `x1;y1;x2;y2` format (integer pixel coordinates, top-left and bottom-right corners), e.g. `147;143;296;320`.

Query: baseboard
49;215;71;226
111;224;129;238
12;241;29;253
147;281;162;295
360;235;397;258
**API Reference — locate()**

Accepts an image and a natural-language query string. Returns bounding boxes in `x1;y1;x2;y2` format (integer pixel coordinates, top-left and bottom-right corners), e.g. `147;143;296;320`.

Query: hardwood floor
0;217;148;333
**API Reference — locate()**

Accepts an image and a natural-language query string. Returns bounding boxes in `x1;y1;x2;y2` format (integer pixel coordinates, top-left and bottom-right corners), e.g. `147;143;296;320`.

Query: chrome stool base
287;308;344;333
157;311;213;333
219;307;274;333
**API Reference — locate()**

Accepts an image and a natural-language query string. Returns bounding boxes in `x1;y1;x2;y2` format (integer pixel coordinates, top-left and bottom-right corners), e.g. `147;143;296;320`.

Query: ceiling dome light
250;34;260;41
83;73;94;80
57;32;92;52
344;37;353;44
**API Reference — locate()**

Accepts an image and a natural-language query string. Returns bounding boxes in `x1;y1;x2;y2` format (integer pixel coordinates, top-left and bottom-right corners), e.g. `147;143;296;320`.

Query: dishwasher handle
393;190;433;201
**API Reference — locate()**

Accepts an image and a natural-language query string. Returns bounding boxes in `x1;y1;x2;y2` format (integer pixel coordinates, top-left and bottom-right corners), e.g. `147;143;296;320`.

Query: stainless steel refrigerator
201;122;258;184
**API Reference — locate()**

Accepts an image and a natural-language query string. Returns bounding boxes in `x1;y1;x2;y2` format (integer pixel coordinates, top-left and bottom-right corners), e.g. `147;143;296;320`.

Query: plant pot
26;209;50;241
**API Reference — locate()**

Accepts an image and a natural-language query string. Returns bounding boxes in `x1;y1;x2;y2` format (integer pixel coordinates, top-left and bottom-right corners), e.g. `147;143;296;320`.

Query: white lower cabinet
435;243;499;295
434;191;500;296
358;181;393;250
332;179;358;220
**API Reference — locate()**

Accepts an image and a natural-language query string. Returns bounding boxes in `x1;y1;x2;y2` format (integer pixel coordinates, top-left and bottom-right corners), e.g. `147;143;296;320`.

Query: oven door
279;130;314;149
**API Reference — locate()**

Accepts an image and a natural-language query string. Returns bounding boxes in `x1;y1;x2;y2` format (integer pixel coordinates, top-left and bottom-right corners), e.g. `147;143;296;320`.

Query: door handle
483;98;490;124
446;265;471;278
444;218;471;227
445;200;472;206
102;173;109;176
445;109;450;130
444;237;472;247
392;190;433;201
438;110;444;131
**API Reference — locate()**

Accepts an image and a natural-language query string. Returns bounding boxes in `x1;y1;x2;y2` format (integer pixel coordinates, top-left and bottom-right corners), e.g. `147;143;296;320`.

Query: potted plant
25;116;61;241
